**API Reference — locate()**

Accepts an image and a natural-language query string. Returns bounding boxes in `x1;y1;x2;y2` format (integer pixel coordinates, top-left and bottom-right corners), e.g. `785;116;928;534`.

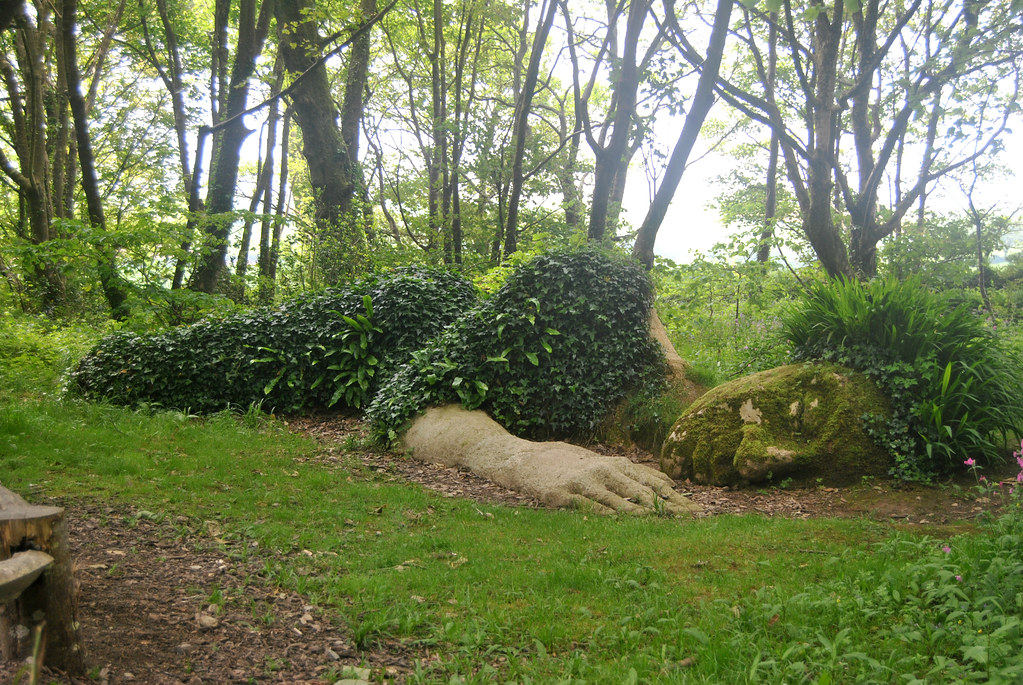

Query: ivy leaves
71;267;475;414
368;248;665;443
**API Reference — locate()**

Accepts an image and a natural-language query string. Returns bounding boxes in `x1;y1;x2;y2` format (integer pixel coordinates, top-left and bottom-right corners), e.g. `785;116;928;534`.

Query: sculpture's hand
402;405;702;516
537;454;701;515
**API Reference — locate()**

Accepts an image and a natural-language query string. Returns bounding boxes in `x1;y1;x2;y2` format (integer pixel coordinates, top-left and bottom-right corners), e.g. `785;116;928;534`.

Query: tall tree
59;0;131;318
189;0;275;293
0;2;67;308
503;0;560;256
631;0;733;269
275;0;384;283
570;0;659;242
716;0;1023;277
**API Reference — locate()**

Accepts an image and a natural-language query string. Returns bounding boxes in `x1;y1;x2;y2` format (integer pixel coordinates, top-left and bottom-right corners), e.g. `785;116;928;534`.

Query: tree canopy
0;0;1020;318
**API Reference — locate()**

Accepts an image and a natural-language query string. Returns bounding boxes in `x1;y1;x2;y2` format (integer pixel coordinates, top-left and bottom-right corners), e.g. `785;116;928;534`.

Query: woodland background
1;0;1021;338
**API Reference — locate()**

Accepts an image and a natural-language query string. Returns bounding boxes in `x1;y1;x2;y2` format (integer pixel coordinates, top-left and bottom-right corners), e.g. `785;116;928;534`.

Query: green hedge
368;248;666;441
70;267;476;413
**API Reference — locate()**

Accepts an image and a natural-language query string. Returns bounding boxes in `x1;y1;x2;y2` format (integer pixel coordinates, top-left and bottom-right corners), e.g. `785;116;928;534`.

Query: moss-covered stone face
660;363;891;487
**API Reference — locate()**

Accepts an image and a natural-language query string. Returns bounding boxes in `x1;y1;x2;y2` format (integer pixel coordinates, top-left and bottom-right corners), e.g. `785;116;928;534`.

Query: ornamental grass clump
780;276;1023;479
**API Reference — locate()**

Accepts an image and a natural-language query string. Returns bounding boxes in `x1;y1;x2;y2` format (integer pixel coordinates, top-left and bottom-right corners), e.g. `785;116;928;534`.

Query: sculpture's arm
402;405;702;515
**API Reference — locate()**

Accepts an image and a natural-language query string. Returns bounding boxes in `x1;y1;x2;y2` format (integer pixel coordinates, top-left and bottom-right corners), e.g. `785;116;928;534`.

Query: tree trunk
0;7;66;310
276;0;366;284
142;0;208;290
757;13;780;264
586;0;647;242
803;2;851;278
0;485;85;675
632;0;732;269
190;0;274;293
504;0;559;258
263;107;291;301
59;0;130;320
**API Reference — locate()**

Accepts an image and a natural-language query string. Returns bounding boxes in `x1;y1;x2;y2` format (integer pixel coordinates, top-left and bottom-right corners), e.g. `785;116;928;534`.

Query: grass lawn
3;394;1022;683
2;322;1022;683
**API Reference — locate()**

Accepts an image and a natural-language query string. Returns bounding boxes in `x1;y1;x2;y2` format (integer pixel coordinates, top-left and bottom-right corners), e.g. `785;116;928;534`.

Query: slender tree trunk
235;127;274;300
504;0;559;258
972;207;992;315
757;13;780;264
264;107;291;300
802;2;851;278
340;0;375;208
142;0;207;289
59;0;130;319
587;0;646;242
632;0;731;269
256;76;282;303
190;0;274;293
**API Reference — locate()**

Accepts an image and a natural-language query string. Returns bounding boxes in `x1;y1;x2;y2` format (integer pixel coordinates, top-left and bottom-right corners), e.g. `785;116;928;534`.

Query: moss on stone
660;363;890;487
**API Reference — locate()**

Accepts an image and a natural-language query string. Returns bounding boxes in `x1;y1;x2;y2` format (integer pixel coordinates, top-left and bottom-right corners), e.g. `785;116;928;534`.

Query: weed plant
782;276;1023;479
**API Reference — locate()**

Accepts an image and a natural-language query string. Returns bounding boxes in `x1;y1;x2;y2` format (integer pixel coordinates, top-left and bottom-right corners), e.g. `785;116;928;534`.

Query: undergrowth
782;276;1023;480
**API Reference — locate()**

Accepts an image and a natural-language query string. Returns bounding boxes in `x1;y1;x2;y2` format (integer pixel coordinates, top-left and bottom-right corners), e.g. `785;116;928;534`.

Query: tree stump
0;484;86;674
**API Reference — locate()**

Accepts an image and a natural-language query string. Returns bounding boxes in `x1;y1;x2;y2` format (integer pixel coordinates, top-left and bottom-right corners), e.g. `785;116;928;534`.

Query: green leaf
962;644;988;664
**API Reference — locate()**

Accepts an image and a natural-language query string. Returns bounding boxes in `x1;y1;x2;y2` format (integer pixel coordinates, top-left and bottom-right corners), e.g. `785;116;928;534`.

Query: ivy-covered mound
70;267;476;413
368;249;666;442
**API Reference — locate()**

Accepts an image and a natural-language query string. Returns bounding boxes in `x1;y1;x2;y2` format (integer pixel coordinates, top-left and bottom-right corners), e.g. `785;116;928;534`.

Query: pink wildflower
964;457;976;467
979;475;987;483
943;545;952;554
1016;454;1023;470
1017;472;1023;483
956;575;963;582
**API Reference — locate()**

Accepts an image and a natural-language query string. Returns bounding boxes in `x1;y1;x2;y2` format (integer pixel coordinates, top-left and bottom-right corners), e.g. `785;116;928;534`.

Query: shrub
368;248;666;442
70;267;476;413
781;276;1023;479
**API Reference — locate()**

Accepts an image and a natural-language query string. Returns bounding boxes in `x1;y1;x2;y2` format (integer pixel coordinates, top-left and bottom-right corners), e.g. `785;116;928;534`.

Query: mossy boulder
659;363;891;487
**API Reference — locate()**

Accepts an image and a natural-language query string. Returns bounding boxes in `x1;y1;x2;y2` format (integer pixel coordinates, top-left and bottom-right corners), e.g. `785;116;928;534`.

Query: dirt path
2;414;1005;684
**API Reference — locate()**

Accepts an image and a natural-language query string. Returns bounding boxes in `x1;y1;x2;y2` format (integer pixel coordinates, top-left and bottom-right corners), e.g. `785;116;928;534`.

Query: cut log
0;484;86;674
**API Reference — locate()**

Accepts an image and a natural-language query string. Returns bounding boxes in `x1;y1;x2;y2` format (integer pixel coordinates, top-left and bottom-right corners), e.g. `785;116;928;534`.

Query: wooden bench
0;484;86;674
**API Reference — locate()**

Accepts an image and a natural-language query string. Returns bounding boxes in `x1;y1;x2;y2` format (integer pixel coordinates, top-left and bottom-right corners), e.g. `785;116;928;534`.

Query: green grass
3;316;1023;683
5;395;1022;683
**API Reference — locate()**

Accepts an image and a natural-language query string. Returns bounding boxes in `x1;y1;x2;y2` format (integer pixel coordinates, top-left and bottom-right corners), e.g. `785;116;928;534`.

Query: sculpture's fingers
632;472;702;513
620;461;677;489
569;477;648;514
542;486;617;514
607;464;702;515
563;492;616;515
662;490;703;514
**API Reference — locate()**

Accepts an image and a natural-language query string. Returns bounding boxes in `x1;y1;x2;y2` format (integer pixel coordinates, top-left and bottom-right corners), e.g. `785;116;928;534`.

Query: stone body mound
660;363;891;487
